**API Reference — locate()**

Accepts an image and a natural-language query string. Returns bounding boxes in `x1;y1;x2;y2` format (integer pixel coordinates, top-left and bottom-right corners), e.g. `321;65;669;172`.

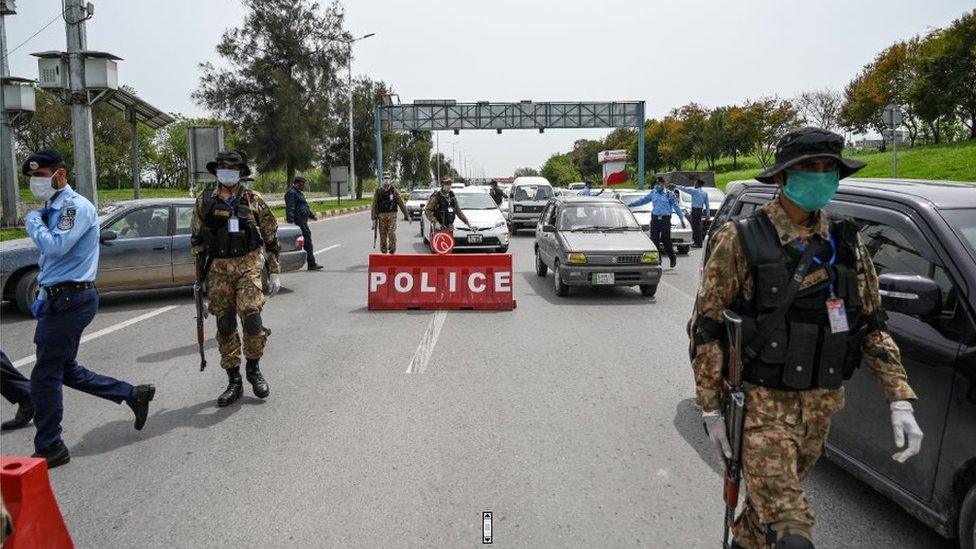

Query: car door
826;200;955;502
97;206;174;290
539;202;559;266
172;204;195;285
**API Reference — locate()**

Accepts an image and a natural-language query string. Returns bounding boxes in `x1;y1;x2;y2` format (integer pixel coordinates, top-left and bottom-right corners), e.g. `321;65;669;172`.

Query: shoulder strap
742;236;823;361
734;209;780;268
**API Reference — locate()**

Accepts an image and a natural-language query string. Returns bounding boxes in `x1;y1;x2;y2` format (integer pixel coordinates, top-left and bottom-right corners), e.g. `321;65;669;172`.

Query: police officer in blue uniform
1;351;33;431
675;179;710;247
627;177;686;268
22;149;156;468
284;176;322;271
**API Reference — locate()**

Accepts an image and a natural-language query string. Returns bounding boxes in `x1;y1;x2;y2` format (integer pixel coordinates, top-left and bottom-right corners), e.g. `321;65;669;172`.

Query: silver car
1;198;307;315
534;196;663;297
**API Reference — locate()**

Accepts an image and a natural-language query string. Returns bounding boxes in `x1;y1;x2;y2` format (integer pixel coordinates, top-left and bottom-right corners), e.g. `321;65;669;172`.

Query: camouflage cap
206;150;252;177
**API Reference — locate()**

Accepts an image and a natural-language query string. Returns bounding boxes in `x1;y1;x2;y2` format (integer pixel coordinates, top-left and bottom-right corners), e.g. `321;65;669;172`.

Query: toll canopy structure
374;100;647;188
103;87;175;198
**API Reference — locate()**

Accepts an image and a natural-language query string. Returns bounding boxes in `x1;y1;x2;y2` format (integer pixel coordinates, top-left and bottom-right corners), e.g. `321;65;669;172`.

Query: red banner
603;170;627;185
368;253;516;310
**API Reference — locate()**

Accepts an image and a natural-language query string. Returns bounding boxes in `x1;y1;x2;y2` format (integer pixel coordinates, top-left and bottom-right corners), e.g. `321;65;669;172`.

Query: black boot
669;255;677;268
245;359;270;398
217;367;243;407
126;384;155;431
1;397;34;431
32;441;70;469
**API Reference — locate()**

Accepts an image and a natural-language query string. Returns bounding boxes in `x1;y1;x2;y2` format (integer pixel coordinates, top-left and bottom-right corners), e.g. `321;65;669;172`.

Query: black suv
706;179;976;546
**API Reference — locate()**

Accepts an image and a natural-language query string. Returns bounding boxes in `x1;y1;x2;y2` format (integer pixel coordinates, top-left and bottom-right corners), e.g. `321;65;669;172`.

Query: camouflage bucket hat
206;150;252;177
755;127;865;184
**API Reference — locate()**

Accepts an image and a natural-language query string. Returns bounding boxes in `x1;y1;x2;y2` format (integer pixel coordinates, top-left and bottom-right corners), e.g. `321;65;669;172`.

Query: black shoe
217;368;244;407
308;264;324;271
388;249;396;255
32;441;70;469
669;256;677;268
245;359;270;399
1;398;34;431
126;384;155;431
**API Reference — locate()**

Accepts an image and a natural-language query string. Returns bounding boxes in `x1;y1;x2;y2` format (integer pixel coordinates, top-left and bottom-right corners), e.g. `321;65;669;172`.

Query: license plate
592;273;614;285
467;234;483;243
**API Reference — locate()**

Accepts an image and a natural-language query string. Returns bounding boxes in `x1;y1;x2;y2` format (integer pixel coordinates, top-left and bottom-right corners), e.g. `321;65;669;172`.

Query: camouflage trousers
732;383;846;548
207;251;267;369
377;211;398;253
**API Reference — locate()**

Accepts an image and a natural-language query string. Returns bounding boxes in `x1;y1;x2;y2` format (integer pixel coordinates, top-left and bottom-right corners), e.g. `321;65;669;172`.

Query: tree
657;116;692;170
795;88;843;131
540;153;582;185
193;0;348;184
567;139;604;181
513;167;539;177
674;103;709;169
940;12;976;139
395;131;432;189
149;116;246;189
430;152;456;181
724;105;757;169
744;97;803;166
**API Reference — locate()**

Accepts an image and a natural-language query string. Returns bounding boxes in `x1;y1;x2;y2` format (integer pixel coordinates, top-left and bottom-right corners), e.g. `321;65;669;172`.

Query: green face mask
783;170;840;212
654;184;663;192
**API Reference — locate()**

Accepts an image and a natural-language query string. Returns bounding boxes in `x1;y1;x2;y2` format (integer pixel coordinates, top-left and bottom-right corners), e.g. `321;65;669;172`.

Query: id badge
826;299;849;333
228;216;240;233
447;207;454;213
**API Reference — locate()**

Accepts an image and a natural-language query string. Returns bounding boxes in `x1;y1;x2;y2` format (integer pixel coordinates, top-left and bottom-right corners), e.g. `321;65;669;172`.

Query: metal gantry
374;100;647;188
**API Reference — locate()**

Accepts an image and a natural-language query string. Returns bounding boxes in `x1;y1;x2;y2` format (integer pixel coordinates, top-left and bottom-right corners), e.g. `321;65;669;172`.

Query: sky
4;0;973;177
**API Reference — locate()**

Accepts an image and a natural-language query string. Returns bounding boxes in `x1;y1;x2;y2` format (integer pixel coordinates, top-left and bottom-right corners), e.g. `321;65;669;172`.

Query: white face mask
382;181;392;188
30;175;57;201
216;169;240;187
441;185;451;193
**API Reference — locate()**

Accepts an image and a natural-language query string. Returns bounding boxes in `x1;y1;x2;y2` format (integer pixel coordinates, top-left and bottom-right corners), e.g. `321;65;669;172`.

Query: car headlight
567;252;587;265
640;251;659;264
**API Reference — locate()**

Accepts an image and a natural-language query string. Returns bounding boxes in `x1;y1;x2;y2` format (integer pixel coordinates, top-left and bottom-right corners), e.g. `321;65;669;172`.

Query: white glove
702;410;732;459
268;273;281;296
890;400;923;463
433;222;442;232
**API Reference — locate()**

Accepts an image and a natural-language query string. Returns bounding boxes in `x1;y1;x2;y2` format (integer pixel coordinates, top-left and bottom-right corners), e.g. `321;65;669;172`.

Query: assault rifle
194;255;213;371
372;219;377;249
721;309;746;549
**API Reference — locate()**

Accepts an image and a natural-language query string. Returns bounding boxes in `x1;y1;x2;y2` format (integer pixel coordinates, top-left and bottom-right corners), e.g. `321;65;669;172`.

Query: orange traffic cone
0;456;73;549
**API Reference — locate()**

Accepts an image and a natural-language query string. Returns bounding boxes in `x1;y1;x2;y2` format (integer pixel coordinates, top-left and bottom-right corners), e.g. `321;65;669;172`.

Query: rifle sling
742;236;822;362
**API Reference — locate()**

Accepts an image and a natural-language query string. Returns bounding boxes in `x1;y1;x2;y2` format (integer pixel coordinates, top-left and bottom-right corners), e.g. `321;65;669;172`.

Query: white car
422;189;510;253
405;188;434;221
615;191;693;255
506;176;554;235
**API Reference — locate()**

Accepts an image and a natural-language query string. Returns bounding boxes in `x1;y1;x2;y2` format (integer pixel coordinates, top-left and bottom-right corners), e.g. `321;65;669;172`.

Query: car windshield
941;208;976;261
559;203;640;231
455;192;499;210
705;188;725;201
513;186;553;202
618;193;653;211
409;190;433;200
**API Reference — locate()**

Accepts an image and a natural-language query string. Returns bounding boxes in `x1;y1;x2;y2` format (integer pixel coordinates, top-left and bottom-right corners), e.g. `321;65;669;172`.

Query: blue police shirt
24;185;99;287
676;186;710;210
627;190;684;219
578;187;603;196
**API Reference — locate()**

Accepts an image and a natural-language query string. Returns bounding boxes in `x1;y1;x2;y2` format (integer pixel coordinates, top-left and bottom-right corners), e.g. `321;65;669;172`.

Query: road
0;211;955;548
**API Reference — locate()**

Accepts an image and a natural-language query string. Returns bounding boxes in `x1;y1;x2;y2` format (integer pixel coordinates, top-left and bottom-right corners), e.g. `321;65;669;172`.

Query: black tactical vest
732;209;865;390
433;192;457;226
376;188;398;213
200;192;263;258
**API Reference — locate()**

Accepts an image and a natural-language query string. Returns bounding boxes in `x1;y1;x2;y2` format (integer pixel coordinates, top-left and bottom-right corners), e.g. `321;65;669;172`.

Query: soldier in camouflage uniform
371;178;410;254
192;151;281;407
689;128;924;548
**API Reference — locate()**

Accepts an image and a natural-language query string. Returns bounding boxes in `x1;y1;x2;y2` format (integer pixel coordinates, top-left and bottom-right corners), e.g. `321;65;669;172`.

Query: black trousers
691;207;704;246
650;215;676;261
297;221;316;267
1;350;30;405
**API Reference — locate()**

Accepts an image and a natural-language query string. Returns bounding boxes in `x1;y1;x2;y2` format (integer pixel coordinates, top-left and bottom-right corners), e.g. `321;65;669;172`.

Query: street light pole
346;32;374;198
0;1;19;226
64;0;98;204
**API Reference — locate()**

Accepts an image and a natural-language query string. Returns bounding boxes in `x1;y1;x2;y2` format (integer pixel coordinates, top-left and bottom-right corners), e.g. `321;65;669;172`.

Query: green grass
0;228;28;242
270;198;372;219
16;187;190;202
713;140;976;190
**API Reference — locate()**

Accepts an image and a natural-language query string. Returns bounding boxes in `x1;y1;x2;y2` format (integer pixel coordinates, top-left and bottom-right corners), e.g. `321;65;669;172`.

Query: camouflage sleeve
190;196;205;256
253;194;281;274
371;190;378;220
424;194;437;224
691;222;746;411
856;236;917;402
396;191;409;218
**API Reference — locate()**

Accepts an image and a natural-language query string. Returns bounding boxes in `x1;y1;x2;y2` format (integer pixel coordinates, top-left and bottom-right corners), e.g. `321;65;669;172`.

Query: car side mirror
878;273;941;318
99;229;118;242
542;224;556;233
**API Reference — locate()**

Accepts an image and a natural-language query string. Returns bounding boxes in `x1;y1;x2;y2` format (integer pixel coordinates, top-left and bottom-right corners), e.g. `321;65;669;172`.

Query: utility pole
0;1;18;225
63;0;98;204
346;32;374;199
435;131;440;184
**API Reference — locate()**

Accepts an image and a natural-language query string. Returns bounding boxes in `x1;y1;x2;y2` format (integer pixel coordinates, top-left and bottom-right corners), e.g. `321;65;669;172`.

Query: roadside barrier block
368;253;516;310
0;456;73;549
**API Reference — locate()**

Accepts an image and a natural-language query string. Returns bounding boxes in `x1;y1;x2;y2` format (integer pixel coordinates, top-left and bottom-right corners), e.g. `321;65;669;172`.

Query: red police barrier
0;456;73;549
368;253;516;310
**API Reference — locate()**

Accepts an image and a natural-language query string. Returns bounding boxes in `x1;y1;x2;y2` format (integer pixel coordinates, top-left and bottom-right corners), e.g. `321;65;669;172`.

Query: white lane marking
313;244;341;256
660;279;696;303
11;305;180;369
406;311;447;374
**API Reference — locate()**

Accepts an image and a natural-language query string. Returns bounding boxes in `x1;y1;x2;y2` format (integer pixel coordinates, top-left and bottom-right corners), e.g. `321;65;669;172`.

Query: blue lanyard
794;233;838;295
221;196;238;214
